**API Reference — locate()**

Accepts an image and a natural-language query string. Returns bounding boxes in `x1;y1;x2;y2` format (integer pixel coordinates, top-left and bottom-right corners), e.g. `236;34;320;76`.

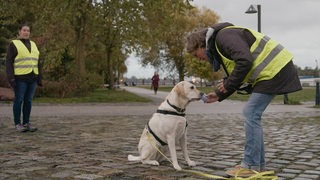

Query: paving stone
98;169;124;176
277;173;297;178
0;173;9;179
282;168;302;174
0;100;319;179
271;159;291;164
296;155;314;159
287;164;314;170
19;166;48;172
277;177;287;180
295;161;319;167
74;174;104;179
57;163;89;168
304;170;320;175
51;170;78;178
211;160;235;166
293;178;313;180
296;174;320;179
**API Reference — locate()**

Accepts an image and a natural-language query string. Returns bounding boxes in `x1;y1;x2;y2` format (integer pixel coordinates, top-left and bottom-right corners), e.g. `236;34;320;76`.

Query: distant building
299;76;320;87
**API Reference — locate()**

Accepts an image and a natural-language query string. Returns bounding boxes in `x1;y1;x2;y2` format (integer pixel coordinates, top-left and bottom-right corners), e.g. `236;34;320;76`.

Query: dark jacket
6;39;42;86
152;74;160;88
207;22;302;101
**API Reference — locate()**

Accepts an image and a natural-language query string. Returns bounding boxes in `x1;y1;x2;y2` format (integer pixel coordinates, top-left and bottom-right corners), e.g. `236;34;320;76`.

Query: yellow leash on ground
146;132;278;180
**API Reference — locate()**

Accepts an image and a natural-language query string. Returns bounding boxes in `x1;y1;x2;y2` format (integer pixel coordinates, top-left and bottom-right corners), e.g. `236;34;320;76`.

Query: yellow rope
146;131;278;180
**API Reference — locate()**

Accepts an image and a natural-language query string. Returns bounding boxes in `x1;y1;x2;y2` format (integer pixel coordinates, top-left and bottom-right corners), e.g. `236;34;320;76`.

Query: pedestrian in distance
186;22;302;177
151;71;160;95
6;23;42;132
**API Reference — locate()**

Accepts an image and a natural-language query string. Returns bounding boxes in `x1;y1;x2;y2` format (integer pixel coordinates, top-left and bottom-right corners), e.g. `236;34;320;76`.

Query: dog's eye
190;86;194;90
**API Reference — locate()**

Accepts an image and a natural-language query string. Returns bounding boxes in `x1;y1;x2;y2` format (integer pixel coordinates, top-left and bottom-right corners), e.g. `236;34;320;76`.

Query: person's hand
37;80;43;87
217;79;228;93
9;79;16;89
205;92;219;103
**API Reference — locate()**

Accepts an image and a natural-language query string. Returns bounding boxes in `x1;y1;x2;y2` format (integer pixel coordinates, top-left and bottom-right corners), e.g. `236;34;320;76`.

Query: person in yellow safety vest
6;23;42;133
186;22;302;177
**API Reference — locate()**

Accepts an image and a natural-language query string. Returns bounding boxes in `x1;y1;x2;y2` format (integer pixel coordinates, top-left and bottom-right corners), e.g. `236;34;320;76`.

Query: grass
5;85;316;105
219;87;316;104
140;85;317;104
33;88;151;103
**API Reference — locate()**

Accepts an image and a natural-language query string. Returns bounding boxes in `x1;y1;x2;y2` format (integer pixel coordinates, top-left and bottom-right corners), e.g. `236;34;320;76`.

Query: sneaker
23;123;38;132
225;165;260;177
16;124;28;132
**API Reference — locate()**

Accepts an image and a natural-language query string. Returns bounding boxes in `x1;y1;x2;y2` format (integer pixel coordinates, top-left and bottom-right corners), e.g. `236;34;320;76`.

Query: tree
72;0;94;76
0;0;221;95
185;53;223;86
94;0;144;89
136;0;192;80
137;2;219;81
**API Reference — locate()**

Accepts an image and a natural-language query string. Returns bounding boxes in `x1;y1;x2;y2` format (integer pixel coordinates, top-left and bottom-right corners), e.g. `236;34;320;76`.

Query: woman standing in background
6;24;42;132
151;72;160;95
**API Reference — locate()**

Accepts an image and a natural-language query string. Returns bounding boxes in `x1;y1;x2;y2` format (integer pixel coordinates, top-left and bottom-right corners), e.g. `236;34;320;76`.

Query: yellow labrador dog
128;81;202;170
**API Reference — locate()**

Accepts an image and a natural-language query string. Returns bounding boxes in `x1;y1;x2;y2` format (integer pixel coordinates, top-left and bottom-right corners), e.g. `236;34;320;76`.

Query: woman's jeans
241;93;275;171
13;81;37;126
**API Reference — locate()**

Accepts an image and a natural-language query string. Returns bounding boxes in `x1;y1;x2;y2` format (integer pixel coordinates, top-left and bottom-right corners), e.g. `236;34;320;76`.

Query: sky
125;0;320;79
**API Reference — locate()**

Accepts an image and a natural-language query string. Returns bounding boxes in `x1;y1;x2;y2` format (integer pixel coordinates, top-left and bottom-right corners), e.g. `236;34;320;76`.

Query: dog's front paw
150;161;160;166
142;160;159;166
173;164;182;171
187;160;196;167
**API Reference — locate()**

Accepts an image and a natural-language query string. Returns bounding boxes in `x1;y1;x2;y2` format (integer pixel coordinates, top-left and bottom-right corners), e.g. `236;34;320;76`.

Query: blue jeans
13;81;37;126
241;93;275;171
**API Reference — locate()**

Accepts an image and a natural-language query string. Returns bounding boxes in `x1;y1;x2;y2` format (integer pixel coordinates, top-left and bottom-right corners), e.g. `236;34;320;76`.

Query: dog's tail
128;154;142;161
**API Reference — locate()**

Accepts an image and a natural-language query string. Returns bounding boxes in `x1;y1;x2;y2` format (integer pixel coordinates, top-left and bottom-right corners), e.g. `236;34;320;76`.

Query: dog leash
146;132;278;180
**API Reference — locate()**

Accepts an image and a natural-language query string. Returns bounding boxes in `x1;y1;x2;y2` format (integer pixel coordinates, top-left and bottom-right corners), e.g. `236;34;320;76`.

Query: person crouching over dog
186;22;301;177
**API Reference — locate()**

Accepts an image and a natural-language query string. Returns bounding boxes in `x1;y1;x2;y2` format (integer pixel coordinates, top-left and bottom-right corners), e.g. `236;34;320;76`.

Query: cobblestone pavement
0;87;320;180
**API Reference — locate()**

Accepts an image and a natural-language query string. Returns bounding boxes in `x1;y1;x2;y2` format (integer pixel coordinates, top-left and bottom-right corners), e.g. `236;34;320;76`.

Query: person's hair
18;23;31;31
186;28;208;53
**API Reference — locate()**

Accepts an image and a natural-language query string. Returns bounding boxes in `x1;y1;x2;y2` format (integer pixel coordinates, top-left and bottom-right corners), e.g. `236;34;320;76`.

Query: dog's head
172;81;202;103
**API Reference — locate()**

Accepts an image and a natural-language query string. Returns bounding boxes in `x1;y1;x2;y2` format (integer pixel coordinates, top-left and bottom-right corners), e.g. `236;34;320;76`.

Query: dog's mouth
189;97;201;102
188;93;203;102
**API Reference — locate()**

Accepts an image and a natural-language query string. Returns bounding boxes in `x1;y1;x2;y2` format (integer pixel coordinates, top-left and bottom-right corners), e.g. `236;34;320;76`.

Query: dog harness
146;100;188;146
146;122;168;146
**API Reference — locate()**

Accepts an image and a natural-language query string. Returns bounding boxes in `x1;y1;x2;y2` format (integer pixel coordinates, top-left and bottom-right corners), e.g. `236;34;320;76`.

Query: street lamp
316;59;319;77
245;4;261;32
316;59;320;105
245;4;291;104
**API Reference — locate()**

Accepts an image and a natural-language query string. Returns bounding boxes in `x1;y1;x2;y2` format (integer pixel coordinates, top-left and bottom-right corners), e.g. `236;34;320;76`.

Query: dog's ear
175;82;185;97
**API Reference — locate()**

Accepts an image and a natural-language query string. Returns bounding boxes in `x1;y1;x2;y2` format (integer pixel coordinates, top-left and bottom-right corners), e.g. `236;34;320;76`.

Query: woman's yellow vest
12;40;39;75
215;26;293;86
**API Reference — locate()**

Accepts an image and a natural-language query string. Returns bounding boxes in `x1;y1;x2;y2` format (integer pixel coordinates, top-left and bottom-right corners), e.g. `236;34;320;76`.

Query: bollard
316;82;320;106
283;93;289;104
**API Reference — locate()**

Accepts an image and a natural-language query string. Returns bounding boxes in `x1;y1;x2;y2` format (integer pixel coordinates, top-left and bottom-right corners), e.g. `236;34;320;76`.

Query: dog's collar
166;99;185;113
156;109;185;117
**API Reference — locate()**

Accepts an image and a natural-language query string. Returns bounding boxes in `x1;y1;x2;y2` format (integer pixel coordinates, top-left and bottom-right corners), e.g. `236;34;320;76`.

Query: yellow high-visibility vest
12;40;39;75
216;26;293;86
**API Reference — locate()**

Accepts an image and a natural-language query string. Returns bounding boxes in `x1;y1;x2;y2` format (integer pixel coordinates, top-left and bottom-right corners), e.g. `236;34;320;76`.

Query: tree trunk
106;48;114;90
117;57;121;85
74;4;87;76
176;57;185;82
75;33;86;76
178;69;184;82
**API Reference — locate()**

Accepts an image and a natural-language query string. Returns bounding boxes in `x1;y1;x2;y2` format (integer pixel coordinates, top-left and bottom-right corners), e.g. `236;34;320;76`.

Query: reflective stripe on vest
12;40;39;75
215;26;293;86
